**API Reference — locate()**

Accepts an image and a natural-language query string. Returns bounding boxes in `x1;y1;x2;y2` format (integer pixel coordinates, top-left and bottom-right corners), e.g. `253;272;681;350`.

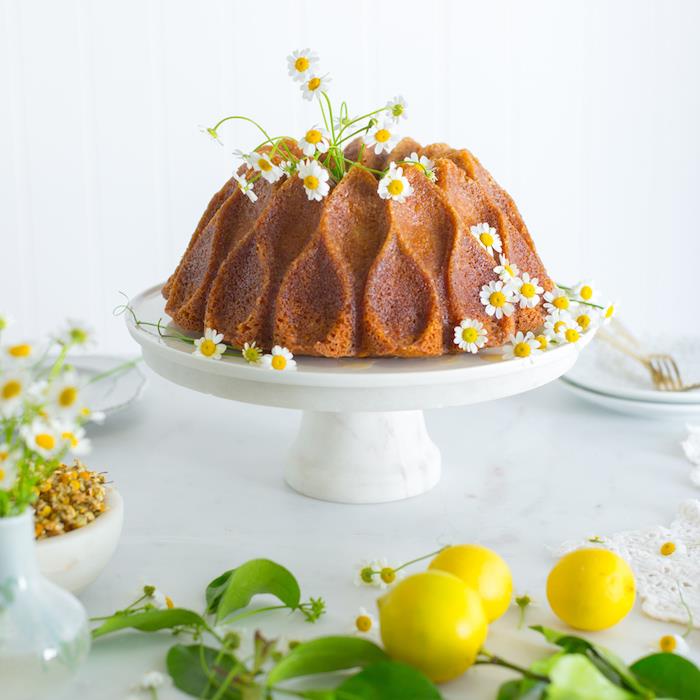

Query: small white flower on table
366;122;399;155
493;255;520;286
658;633;692;659
659;540;688;557
140;669;166;690
512;273;544;309
479;280;515;319
385;95;408;122
354;559;381;587
242;341;263;365
193;328;227;360
287;48;319;82
378;163;413;203
297;159;330;202
453;318;488;353
353;606;378;636
471;223;502;256
298;125;330;157
262;346;296;372
503;331;541;361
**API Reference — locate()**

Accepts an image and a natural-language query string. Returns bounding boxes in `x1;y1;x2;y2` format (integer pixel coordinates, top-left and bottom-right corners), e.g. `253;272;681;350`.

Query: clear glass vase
0;509;91;700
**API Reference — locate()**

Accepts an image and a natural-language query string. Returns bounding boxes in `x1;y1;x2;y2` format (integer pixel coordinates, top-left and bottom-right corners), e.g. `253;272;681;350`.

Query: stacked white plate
561;335;700;418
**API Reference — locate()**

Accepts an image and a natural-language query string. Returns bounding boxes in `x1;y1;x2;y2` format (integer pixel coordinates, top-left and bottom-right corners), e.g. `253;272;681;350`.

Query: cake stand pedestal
127;284;593;504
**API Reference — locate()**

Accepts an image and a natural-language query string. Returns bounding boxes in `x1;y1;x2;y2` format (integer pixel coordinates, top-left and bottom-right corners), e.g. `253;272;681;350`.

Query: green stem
394;546;449;573
342;157;384;176
211;115;273;144
476;651;549;682
86;358;142;385
678;582;694;638
217;604;289;625
336;106;386;141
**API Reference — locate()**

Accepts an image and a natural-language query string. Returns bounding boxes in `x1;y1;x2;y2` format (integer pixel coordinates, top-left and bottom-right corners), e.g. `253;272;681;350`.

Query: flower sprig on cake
201;49;436;204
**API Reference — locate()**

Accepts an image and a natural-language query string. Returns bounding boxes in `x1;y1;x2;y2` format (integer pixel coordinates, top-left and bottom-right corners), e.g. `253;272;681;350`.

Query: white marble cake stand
126;284;593;504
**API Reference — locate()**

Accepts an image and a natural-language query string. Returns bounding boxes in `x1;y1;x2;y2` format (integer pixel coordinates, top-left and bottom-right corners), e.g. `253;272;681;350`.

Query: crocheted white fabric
683;425;700;487
559;500;700;627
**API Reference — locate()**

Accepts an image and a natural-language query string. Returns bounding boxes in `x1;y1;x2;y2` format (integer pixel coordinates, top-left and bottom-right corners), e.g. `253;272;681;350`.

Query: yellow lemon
546;548;636;631
428;544;513;622
378;570;488;683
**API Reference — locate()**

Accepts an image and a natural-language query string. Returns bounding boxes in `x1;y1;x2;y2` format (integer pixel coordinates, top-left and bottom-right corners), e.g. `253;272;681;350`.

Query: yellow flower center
355;614;373;632
0;451;8;462
660;541;676;556
303;175;319;191
69;328;88;344
380;567;396;584
305;129;322;145
553;296;569;310
257;158;272;172
360;566;374;584
58;386;78;407
61;431;78;448
553;321;566;334
9;344;31;358
294;56;310;73
577;314;591;330
271;355;287;371
166;595;174;609
199;339;217;357
605;304;615;319
489;291;506;308
462;327;479;343
0;468;4;481
307;76;321;91
536;334;548;350
387;179;404;196
2;380;21;400
35;433;55;451
504;265;514;276
479;232;494;247
391;104;404;117
565;328;580;343
514;342;532;358
659;635;677;652
580;285;593;301
520;283;536;298
375;129;391;143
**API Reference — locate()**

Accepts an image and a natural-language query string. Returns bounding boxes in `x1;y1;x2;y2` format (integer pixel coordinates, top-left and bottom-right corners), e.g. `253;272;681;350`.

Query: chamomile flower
453;318;488;353
556;315;583;344
287;49;319;82
140;670;167;690
602;300;618;324
301;73;331;101
571;305;599;333
659;540;687;557
249;152;283;184
58;423;91;457
297;159;330;201
0;372;27;418
512;273;544;309
333;114;352;133
193;328;226;360
242;341;262;365
375;558;405;589
79;406;105;424
377;163;413;203
262;346;296;371
59;319;94;348
298;126;330;157
200;125;222;145
0;446;18;489
534;333;551;351
479;280;515;319
150;588;175;610
279;160;297;177
406;152;436;182
493;256;520;286
658;634;692;658
385;95;408;122
233;172;258;203
470;223;502;257
353;607;378;636
503;331;541;361
365;122;399;155
573;280;600;304
543;288;571;313
21;419;61;459
354;559;380;587
543;310;574;340
3;342;36;364
45;370;82;419
0;313;14;332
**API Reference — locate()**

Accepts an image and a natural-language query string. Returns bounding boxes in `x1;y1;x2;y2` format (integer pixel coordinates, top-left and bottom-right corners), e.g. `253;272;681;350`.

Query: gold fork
597;320;700;393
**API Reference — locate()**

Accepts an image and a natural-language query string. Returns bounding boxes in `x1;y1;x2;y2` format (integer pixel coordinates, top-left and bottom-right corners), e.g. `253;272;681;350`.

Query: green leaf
209;559;301;622
630;653;700;700
267;636;388;686
92;608;207;639
530;626;649;695
167;643;242;699
496;679;548;700
546;654;636;700
335;661;442;700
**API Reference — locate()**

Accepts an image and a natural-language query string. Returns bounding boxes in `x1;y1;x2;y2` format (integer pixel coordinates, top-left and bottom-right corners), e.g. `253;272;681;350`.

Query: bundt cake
163;137;553;358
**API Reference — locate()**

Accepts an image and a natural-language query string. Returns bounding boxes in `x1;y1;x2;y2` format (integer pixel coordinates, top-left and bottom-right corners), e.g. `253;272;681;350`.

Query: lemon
546;548;636;631
428;544;513;622
378;570;488;683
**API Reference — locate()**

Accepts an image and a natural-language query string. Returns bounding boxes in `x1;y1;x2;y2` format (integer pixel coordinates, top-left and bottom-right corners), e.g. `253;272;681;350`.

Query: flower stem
476;650;549;682
394;545;450;573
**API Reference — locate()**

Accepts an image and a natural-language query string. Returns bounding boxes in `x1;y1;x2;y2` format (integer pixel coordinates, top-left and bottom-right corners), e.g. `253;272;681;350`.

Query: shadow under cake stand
127;284;592;504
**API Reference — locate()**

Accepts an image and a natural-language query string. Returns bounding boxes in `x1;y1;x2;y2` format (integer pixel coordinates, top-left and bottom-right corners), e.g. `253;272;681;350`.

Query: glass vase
0;509;91;699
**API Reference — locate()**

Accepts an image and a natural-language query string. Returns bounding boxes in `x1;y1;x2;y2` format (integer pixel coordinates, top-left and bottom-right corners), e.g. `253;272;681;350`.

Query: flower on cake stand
301;73;331;101
249;153;283;184
479;280;515;319
470;223;502;257
262;346;296;372
377;163;413;203
385;95;407;122
535;333;551;352
287;49;319;82
512;273;544;309
405;152;436;182
366;122;399;155
298;126;330;157
602;300;618;324
232;173;258;203
193;328;227;360
493;256;520;286
242;341;263;365
543;287;571;314
503;331;541;361
298;159;330;201
453;319;488;353
571;305;599;333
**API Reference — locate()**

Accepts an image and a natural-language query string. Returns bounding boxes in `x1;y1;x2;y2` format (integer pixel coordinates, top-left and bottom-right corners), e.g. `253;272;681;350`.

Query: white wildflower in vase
385;95;408;122
301;73;331;101
0;371;28;418
366;122;399;155
297;159;330;201
298;126;330;157
287;48;319;82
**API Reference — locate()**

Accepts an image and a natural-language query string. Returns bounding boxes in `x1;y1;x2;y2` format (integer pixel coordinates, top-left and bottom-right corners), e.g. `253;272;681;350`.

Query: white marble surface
67;364;697;699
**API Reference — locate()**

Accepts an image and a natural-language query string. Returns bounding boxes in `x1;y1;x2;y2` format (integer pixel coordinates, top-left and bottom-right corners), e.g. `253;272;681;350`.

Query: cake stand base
286;410;441;504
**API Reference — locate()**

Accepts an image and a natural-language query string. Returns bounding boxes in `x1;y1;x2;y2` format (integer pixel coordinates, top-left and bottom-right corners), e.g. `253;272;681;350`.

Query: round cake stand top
126;284;594;413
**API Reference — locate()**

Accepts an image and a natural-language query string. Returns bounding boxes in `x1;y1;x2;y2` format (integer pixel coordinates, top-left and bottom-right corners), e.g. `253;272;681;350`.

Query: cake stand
126;284;593;504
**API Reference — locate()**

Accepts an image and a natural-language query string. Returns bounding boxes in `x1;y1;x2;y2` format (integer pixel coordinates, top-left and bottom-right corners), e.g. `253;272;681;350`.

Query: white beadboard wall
1;0;698;353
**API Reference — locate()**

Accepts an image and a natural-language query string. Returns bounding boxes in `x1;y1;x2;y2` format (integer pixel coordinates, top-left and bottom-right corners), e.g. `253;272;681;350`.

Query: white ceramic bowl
36;488;124;593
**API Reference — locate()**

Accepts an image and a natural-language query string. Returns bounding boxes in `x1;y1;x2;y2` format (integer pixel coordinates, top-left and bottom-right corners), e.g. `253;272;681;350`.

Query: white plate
72;354;147;416
564;335;700;405
561;379;700;419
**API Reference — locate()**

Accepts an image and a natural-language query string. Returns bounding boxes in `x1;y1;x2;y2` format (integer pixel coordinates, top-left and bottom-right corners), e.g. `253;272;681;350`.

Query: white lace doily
683;425;700;487
558;500;700;627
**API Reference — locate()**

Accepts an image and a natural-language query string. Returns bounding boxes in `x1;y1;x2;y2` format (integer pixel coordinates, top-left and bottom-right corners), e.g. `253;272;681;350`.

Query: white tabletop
71;364;695;699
